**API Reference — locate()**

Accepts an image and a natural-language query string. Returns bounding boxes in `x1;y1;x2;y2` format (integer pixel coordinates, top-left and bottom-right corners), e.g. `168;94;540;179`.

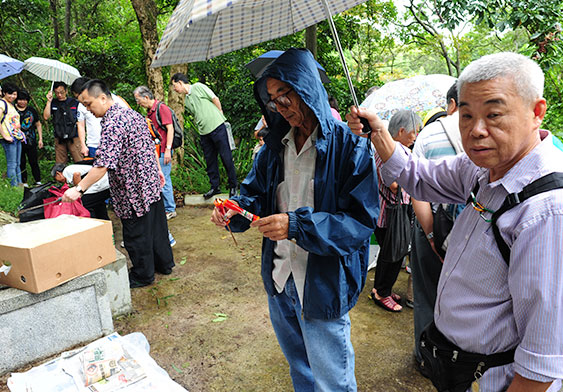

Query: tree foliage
1;0;562;191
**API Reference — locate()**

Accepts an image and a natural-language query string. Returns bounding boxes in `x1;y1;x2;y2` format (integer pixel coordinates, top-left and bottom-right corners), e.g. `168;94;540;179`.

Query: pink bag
43;184;91;219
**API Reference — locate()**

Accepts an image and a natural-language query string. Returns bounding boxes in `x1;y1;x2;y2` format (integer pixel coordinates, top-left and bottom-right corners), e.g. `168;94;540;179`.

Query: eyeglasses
266;88;293;112
470;192;495;222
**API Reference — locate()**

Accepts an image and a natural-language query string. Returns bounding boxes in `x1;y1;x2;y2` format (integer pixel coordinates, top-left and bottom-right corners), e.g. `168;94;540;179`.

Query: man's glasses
470;192;495;222
266;88;293;112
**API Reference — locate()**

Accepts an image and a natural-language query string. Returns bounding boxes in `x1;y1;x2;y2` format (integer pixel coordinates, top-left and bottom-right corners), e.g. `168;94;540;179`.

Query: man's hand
62;187;81;202
81;144;89;157
428;238;444;263
164;149;172;165
46;90;53;101
250;213;289;241
38;139;44;149
158;170;165;188
346;106;387;138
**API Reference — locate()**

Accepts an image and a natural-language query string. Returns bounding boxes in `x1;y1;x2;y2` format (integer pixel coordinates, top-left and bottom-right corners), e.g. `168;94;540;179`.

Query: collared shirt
374;152;409;228
94;104;161;219
272;126;318;305
183;83;225;136
146;100;172;143
381;132;563;391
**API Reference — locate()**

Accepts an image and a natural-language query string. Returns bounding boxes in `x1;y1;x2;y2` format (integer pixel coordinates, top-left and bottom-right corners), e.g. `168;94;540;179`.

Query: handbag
43;184;90;219
378;185;411;263
18;182;56;222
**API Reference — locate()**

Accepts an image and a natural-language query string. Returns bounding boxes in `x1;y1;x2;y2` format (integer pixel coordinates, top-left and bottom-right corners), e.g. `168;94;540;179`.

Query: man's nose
469;118;488;137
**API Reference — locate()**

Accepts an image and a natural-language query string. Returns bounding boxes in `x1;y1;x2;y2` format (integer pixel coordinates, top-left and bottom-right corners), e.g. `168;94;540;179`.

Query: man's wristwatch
166;145;172;150
75;185;85;195
426;231;434;241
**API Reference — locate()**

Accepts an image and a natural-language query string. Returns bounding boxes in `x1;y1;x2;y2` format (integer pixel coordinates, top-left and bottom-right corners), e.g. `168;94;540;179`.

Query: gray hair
388;109;422;138
457;52;544;104
133;85;154;100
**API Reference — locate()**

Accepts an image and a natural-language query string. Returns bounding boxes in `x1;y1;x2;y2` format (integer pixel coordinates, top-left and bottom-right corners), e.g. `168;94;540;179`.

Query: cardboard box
0;217;116;293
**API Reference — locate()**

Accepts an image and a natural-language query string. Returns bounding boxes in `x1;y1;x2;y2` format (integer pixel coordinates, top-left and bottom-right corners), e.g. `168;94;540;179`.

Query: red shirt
146;100;172;144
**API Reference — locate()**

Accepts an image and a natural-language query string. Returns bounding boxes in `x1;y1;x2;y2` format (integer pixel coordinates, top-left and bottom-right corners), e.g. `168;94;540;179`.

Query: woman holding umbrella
0;82;24;186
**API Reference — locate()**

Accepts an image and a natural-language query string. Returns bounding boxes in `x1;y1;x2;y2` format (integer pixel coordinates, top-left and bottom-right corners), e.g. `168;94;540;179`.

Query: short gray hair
457;52;544;104
133;85;154;100
388;109;422;138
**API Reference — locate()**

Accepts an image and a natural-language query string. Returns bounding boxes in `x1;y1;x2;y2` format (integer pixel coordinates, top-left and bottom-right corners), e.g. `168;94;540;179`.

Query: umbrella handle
50;80;54;91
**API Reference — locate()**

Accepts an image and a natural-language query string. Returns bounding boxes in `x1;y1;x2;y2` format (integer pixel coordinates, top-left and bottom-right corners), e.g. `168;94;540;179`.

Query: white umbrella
0;54;24;80
361;74;457;121
24;57;81;86
152;0;368;111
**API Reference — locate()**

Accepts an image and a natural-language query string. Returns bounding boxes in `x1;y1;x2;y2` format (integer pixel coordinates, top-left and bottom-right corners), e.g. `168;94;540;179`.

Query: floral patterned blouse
95;104;161;219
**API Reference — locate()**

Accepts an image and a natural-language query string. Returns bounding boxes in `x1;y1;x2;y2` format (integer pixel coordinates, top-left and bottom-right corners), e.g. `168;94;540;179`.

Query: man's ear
533;98;547;127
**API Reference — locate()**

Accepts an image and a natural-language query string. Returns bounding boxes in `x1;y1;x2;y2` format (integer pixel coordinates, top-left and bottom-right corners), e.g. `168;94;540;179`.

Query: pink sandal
371;292;402;312
373;289;401;303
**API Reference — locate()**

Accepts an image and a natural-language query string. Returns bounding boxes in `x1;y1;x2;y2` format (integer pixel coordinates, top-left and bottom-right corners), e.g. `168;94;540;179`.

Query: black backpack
155;102;184;149
52;99;77;141
468;172;563;265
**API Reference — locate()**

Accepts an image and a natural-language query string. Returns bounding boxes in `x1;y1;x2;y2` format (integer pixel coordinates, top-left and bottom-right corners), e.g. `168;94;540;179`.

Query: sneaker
120;240;125;248
203;188;221;200
22;183;29;188
229;187;237;198
35;181;42;185
406;265;412;274
170;237;176;247
166;211;177;220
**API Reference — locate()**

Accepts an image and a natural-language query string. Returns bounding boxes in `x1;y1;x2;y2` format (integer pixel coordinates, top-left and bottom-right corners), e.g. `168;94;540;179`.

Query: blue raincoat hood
254;48;333;148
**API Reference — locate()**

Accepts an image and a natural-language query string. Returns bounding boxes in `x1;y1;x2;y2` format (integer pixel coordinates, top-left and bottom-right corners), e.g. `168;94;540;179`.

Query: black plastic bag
379;187;411;263
18;182;55;222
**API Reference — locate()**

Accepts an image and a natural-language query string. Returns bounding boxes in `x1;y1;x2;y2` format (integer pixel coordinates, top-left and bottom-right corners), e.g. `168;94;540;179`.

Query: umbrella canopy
361;74;457;121
0;54;24;80
245;50;330;83
151;0;366;67
24;57;81;85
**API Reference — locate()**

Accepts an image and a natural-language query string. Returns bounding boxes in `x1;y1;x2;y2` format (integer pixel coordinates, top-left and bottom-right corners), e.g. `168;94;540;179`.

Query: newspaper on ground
7;332;188;392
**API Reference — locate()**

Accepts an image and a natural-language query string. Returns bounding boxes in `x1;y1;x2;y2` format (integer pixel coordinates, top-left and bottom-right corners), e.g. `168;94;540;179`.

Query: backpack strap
1;99;8;125
155;101;164;131
490;172;563;265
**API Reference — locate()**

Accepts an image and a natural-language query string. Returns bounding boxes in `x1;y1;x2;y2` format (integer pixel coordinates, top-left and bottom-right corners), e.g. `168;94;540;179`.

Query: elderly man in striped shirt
348;52;563;392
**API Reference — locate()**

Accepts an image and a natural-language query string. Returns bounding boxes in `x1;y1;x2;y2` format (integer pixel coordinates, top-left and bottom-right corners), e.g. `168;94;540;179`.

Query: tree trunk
50;0;60;51
130;0;164;100
168;64;188;164
64;0;71;42
305;25;317;58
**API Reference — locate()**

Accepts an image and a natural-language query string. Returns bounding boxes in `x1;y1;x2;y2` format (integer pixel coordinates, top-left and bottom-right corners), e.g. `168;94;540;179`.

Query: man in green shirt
171;73;237;199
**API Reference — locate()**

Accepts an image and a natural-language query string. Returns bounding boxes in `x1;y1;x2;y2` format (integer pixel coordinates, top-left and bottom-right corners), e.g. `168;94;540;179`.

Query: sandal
373;289;401;303
370;292;402;312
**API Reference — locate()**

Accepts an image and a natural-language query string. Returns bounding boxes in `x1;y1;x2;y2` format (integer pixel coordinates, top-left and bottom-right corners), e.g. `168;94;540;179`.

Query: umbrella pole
321;0;359;107
50;80;54;91
321;0;371;135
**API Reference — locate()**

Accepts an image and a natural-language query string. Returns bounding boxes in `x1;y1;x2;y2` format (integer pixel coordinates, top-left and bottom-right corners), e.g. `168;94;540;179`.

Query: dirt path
1;206;434;391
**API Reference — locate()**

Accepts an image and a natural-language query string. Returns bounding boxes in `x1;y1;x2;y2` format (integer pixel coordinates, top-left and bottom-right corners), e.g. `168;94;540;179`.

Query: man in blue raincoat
211;48;379;391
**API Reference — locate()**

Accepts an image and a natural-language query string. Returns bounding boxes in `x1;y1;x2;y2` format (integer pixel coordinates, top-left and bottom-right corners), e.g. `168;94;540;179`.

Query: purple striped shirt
382;131;563;391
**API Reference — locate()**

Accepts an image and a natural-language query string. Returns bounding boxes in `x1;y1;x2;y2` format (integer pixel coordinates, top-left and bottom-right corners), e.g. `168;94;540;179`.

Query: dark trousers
411;219;442;362
20;142;41;184
82;189;110;220
121;198;174;285
373;226;404;298
200;123;237;189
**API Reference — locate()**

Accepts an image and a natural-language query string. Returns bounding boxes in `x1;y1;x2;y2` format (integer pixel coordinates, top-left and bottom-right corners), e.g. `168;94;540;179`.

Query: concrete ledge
103;249;133;317
184;193;229;207
0;269;114;375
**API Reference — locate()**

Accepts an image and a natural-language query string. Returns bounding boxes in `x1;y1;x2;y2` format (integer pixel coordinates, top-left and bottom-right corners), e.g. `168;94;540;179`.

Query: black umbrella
245;50;330;83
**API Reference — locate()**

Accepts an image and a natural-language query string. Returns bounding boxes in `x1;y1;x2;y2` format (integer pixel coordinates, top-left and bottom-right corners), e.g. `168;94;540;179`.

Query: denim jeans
88;146;98;158
1;139;22;186
159;153;176;212
268;276;357;392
